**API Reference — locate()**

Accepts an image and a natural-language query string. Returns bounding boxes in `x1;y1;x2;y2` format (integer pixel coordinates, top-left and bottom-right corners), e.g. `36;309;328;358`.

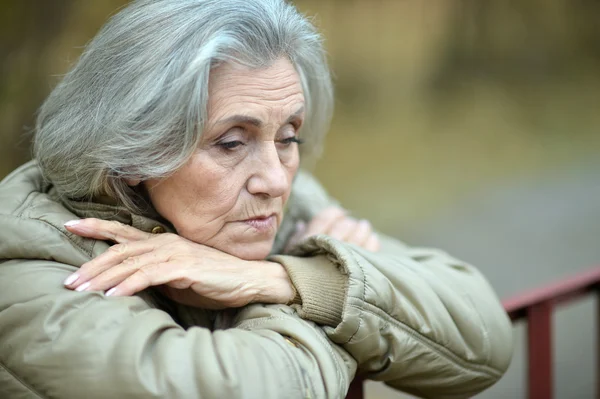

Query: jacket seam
343;248;367;345
277;336;310;398
310;238;367;346
237;314;350;394
357;301;503;378
0;359;46;399
325;239;502;377
8;189;92;258
31;217;92;257
311;325;349;395
464;293;492;364
12;189;37;218
8;213;92;258
236;316;316;397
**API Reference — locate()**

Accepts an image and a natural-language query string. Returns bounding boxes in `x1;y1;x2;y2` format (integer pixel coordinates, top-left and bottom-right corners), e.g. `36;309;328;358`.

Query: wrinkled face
144;57;304;260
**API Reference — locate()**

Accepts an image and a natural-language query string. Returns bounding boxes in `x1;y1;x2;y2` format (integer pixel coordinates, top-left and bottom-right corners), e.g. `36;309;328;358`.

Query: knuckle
108;220;124;231
359;219;372;231
328;207;345;219
113;221;130;239
169;277;191;290
122;256;140;267
345;217;358;226
108;243;128;255
136;267;154;284
116;222;132;235
335;218;354;232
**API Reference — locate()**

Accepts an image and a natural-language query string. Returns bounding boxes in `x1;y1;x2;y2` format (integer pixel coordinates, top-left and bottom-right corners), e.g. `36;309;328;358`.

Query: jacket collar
50;187;175;236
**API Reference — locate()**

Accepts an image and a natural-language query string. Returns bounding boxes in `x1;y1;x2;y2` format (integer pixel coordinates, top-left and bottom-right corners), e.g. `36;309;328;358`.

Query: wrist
248;260;296;304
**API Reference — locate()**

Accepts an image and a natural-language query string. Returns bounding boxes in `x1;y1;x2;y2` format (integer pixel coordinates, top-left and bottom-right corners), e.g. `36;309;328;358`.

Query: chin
228;241;274;260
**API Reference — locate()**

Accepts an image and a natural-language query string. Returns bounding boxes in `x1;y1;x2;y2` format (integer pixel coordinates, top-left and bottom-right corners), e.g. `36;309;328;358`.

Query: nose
246;143;289;198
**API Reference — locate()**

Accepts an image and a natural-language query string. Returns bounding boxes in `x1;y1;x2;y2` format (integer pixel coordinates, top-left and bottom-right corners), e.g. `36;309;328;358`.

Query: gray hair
34;0;333;210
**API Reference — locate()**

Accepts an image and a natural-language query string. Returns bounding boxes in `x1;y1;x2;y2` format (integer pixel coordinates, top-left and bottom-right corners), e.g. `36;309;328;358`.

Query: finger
106;263;175;297
64;218;153;243
365;233;381;252
303;206;347;238
327;217;358;241
64;235;171;289
75;250;163;293
346;219;373;247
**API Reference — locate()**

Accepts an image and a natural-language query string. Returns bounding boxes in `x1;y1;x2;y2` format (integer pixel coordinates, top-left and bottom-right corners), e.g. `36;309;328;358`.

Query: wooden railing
345;266;600;399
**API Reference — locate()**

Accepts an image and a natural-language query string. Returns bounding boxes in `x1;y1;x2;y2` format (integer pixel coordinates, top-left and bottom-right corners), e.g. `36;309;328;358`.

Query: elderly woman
0;0;512;398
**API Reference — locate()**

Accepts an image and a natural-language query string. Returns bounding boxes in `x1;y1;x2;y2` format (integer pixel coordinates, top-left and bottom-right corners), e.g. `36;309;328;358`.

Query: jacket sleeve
269;172;514;399
0;259;356;399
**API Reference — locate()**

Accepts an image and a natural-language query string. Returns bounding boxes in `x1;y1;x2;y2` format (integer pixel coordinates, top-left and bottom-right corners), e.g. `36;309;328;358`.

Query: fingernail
75;282;91;292
63;273;79;286
64;220;81;227
105;288;117;297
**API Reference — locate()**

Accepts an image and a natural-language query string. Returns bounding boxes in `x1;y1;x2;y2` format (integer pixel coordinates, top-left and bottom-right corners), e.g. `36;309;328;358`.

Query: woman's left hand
63;219;295;309
285;206;380;252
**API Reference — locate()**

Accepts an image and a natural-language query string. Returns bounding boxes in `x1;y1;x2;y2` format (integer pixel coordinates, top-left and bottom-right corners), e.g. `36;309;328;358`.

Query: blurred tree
0;0;74;173
0;0;128;175
432;0;600;87
1;0;598;232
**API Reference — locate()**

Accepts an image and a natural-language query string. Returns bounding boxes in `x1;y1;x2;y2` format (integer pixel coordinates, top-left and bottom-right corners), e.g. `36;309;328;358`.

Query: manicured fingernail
64;220;81;227
105;288;117;297
75;282;91;292
63;273;79;286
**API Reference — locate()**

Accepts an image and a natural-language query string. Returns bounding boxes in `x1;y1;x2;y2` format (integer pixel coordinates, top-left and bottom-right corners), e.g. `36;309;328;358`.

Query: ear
125;178;141;187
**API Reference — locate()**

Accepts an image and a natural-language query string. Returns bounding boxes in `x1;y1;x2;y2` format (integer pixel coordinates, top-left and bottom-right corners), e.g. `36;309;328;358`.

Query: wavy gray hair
34;0;333;210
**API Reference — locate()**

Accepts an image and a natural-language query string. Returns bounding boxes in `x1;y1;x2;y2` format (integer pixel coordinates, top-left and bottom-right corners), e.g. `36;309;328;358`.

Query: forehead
206;58;305;120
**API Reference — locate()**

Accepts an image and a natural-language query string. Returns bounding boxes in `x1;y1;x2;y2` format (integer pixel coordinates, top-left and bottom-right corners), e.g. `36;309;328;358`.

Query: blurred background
1;0;599;397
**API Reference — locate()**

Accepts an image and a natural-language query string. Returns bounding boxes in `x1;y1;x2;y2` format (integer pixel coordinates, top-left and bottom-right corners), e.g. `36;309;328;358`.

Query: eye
280;136;304;146
218;140;245;150
278;124;304;147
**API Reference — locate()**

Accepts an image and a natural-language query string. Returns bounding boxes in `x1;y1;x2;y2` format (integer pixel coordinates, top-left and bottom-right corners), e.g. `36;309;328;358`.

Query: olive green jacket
0;161;512;399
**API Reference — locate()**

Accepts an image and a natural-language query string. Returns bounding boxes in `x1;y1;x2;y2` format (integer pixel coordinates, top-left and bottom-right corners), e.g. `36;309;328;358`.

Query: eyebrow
215;106;305;128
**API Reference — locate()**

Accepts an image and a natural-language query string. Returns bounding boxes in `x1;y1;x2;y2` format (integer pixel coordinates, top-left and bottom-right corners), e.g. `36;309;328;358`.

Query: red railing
346;379;364;399
346;266;600;399
503;266;600;399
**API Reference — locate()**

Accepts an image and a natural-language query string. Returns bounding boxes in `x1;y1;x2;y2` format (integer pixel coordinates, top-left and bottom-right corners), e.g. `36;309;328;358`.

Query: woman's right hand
63;219;295;309
285;206;380;252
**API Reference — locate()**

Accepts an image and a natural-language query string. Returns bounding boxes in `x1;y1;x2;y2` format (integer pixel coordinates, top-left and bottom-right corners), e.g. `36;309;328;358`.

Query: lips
240;214;277;233
240;212;277;222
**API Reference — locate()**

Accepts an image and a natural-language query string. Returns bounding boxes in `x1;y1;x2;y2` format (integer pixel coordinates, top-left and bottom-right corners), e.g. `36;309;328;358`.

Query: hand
285;206;380;252
63;219;295;309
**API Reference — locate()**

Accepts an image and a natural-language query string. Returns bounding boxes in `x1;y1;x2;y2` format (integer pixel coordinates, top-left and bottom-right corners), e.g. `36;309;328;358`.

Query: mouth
239;213;277;233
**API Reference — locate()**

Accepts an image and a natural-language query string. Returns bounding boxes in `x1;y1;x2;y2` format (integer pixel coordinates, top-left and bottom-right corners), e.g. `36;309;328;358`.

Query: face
144;57;305;260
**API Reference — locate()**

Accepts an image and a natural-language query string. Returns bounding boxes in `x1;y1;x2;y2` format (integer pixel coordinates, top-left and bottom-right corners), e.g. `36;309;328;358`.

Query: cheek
190;169;240;213
146;157;246;232
283;148;300;197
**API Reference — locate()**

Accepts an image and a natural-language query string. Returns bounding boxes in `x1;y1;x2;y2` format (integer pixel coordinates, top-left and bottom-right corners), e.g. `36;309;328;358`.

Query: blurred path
367;159;600;399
